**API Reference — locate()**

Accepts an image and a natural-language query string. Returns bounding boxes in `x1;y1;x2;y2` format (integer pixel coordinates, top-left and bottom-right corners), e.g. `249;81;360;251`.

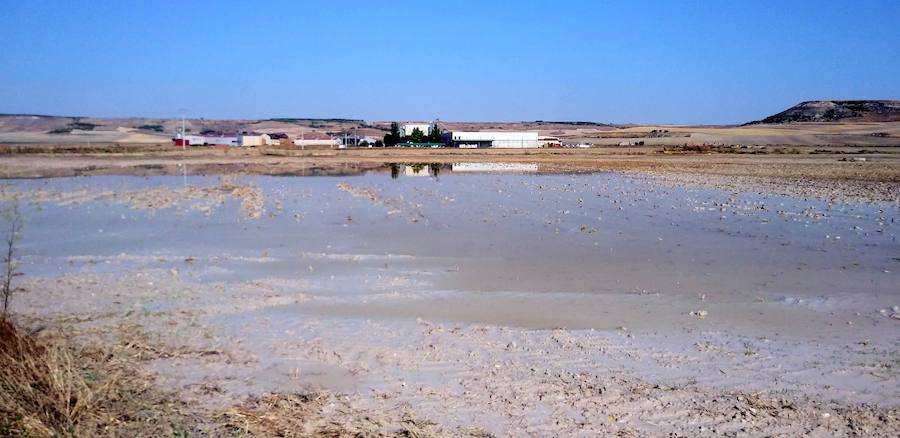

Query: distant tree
384;122;401;146
427;122;443;143
408;128;426;143
374;140;384;147
136;124;164;132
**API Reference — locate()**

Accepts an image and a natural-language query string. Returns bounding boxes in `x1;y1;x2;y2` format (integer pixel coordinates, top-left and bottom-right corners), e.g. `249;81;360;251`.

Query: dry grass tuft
218;392;449;438
0;319;199;437
1;318;479;437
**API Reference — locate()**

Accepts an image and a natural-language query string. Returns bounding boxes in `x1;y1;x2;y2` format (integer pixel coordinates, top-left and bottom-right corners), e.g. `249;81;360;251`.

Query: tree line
383;122;444;147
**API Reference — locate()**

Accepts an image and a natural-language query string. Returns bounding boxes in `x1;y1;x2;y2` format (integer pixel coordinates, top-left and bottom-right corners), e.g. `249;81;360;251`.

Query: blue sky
1;1;898;124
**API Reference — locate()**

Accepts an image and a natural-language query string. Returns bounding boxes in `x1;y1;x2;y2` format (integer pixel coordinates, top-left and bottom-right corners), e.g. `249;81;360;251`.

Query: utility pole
178;108;189;149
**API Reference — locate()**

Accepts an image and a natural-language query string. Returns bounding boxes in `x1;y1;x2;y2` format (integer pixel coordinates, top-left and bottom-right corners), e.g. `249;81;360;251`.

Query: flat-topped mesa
747;100;900;124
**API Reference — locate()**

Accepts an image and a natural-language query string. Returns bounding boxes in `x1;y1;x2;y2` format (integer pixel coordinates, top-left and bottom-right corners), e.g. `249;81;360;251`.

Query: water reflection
386;162;538;179
387;163;447;179
451;162;538;173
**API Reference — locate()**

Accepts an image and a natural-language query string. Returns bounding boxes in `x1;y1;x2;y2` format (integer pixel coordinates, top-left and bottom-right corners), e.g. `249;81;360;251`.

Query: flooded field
3;165;899;435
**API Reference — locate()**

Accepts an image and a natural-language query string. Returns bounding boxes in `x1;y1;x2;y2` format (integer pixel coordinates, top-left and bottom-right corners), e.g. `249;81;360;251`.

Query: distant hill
747;100;900;124
0;114;384;144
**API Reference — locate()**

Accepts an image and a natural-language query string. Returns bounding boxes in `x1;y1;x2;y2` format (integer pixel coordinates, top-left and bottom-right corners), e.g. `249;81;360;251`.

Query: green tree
384;122;401;146
408;127;426;143
428;122;443;143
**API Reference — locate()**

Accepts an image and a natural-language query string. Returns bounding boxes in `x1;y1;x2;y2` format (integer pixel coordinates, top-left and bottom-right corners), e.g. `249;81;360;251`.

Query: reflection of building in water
404;164;431;176
451;162;539;173
389;163;445;179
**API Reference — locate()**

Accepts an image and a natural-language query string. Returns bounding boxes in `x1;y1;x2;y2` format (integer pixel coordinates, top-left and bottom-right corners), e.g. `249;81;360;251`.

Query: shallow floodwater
5;166;900;411
5;166;900;430
6;168;898;334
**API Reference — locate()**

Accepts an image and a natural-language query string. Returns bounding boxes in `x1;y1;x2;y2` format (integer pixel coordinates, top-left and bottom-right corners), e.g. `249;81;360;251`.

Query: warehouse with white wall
451;131;540;148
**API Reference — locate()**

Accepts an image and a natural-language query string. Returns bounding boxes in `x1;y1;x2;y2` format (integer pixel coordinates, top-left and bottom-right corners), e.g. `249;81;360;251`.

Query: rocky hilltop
748;100;900;124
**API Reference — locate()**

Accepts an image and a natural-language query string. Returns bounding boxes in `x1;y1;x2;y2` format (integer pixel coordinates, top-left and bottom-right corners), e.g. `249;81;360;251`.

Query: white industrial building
451;131;540;148
402;123;433;137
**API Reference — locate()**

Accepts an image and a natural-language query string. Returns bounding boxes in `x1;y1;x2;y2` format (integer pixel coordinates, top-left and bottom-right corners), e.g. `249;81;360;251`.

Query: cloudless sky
1;0;898;124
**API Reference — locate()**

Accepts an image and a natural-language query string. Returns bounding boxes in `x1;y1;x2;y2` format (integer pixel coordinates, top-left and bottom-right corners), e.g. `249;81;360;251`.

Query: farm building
173;134;205;146
293;133;341;149
451;131;540;148
263;133;291;146
539;136;562;148
173;132;239;146
237;132;265;147
357;136;380;146
202;133;239;146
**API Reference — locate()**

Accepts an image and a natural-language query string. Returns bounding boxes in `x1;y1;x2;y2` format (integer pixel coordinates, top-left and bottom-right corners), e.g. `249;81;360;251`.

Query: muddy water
11;171;898;322
4;169;900;405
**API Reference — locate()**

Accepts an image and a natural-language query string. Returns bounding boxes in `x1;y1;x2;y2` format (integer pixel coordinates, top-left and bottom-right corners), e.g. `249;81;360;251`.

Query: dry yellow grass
217;392;449;437
0;319;199;437
0;319;470;437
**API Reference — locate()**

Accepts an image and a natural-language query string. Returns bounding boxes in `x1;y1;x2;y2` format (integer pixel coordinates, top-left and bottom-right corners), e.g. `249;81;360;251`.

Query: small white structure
238;132;264;147
451;131;540;148
263;133;291;146
293;133;341;148
358;136;379;146
402;123;432;137
539;136;562;148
